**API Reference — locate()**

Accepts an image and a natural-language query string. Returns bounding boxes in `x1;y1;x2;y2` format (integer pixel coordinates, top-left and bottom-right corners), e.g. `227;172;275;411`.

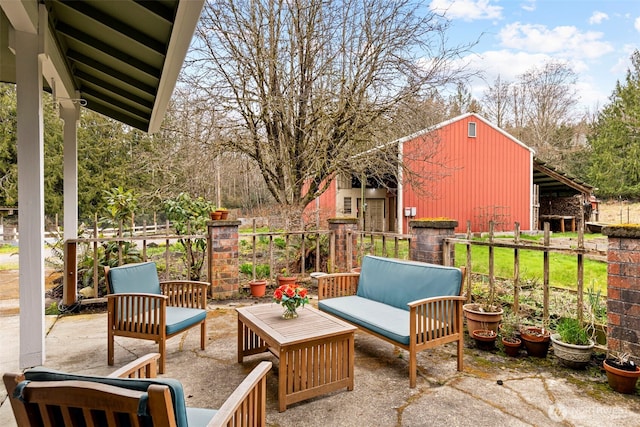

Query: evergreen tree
588;50;640;197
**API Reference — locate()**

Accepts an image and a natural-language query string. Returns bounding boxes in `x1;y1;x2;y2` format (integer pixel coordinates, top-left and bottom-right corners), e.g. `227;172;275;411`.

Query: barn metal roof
0;0;203;133
533;158;594;196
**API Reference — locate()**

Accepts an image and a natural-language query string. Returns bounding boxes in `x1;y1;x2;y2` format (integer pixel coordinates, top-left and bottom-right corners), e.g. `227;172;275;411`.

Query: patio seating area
2;299;640;426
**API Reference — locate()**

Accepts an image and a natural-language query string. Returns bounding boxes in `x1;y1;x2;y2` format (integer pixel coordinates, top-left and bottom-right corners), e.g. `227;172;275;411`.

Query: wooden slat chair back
3;353;272;427
105;262;210;373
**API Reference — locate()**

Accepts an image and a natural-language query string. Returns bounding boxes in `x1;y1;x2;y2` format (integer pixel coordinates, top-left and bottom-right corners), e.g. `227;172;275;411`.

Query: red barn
310;113;538;233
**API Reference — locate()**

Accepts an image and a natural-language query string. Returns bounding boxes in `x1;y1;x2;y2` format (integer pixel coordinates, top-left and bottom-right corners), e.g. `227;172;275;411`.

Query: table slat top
236;304;356;345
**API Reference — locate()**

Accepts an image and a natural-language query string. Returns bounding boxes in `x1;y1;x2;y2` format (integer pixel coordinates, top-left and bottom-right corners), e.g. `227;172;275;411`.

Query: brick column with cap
328;218;358;272
207;220;241;298
602;225;640;362
409;219;458;265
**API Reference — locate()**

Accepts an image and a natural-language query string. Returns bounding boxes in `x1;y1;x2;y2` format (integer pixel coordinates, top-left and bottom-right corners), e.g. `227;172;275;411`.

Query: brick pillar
328;218;358;272
207;220;240;298
409;219;457;265
602;225;640;362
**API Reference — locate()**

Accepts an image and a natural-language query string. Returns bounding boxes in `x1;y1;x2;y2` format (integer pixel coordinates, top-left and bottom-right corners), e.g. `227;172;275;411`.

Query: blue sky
428;0;640;113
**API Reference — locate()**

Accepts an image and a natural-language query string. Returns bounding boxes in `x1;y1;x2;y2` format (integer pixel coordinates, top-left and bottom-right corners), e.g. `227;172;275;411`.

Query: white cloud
429;0;502;21
521;0;536;12
635;16;640;32
498;22;614;60
589;11;609;25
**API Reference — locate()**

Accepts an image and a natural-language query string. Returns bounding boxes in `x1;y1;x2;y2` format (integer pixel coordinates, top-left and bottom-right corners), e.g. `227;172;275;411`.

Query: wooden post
63;240;77;306
577;225;585;325
513;222;520;315
543;222;550;326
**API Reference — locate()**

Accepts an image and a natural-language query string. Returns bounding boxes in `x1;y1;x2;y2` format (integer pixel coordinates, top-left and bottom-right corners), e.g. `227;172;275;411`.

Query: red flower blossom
285;287;296;298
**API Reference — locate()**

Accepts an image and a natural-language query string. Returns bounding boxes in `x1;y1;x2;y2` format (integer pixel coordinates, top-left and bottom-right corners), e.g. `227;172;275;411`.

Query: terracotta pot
249;280;267;297
210;211;222;220
520;327;551;358
501;337;522;357
463;303;503;335
550;333;594;369
472;329;497;350
603;359;640;394
277;276;297;287
216;209;229;219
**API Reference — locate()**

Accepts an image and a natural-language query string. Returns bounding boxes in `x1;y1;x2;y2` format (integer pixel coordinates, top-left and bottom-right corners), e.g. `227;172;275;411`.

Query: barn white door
365;199;385;232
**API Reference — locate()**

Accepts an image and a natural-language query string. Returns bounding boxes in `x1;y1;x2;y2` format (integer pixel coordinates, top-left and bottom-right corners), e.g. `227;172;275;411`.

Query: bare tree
185;0;474;217
481;75;511;128
519;62;579;158
480;62;580;166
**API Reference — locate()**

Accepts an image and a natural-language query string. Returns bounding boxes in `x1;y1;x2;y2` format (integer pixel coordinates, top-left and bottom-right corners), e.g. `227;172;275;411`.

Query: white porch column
15;28;45;368
61;102;79;239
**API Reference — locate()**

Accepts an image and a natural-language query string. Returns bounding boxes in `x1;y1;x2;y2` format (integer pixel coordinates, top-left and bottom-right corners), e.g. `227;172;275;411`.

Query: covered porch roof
1;0;202;132
0;0;204;370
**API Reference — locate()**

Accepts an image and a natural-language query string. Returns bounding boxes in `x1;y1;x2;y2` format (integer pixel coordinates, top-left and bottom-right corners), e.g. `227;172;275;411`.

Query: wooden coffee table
236;304;356;411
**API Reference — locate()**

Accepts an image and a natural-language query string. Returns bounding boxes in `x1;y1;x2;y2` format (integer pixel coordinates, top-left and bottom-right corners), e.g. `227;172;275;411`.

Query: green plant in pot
499;312;522;357
471;321;498;351
603;352;640;394
520;320;551;358
550;317;595;369
463;279;503;335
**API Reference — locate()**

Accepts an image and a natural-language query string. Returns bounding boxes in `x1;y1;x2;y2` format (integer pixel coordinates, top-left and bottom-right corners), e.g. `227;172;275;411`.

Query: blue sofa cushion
187;407;218;427
109;262;161;295
319;296;411;345
357;256;462;310
24;367;188;426
166;307;207;335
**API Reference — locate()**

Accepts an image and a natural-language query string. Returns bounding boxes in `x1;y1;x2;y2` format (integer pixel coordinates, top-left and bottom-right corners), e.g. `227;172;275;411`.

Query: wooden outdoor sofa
3;353;272;427
105;261;210;374
317;255;466;388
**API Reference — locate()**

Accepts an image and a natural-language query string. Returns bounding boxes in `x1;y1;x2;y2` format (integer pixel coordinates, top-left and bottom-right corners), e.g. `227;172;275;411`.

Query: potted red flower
273;284;309;319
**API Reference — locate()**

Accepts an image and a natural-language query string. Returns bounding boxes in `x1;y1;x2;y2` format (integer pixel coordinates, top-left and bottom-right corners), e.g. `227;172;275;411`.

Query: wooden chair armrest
317;273;359;300
408;296;465;344
108;353;161;378
407;295;467;308
207;361;272;427
160;281;210;309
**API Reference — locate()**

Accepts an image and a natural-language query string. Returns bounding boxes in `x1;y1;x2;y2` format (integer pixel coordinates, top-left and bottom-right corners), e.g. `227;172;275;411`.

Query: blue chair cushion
166;307;207;335
356;256;462;310
319;296;410;345
109;262;161;295
24;367;189;426
186;407;218;427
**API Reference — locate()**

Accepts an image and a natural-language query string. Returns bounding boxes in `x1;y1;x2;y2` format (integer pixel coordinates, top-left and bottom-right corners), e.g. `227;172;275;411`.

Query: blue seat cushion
166;307;207;335
24;367;189;426
109;262;161;295
187;407;218;427
319;296;410;345
357;256;462;310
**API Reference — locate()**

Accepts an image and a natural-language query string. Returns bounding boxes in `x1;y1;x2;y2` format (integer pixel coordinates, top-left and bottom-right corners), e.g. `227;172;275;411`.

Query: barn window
468;122;477;137
344;197;352;214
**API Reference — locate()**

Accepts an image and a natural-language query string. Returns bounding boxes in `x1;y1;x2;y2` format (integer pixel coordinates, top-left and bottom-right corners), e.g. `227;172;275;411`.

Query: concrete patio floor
2;300;640;427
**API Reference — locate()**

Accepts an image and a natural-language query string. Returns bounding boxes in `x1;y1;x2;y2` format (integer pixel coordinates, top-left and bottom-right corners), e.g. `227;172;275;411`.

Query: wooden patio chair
3;353;272;427
105;262;210;374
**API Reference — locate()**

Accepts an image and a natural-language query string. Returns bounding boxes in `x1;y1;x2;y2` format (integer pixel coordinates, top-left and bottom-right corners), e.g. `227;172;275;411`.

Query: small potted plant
499;312;522;357
277;267;297;287
215;207;229;220
463;279;503;335
273;283;309;319
520;323;551;358
471;322;497;351
603;352;640;394
550;317;595;369
248;265;270;297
